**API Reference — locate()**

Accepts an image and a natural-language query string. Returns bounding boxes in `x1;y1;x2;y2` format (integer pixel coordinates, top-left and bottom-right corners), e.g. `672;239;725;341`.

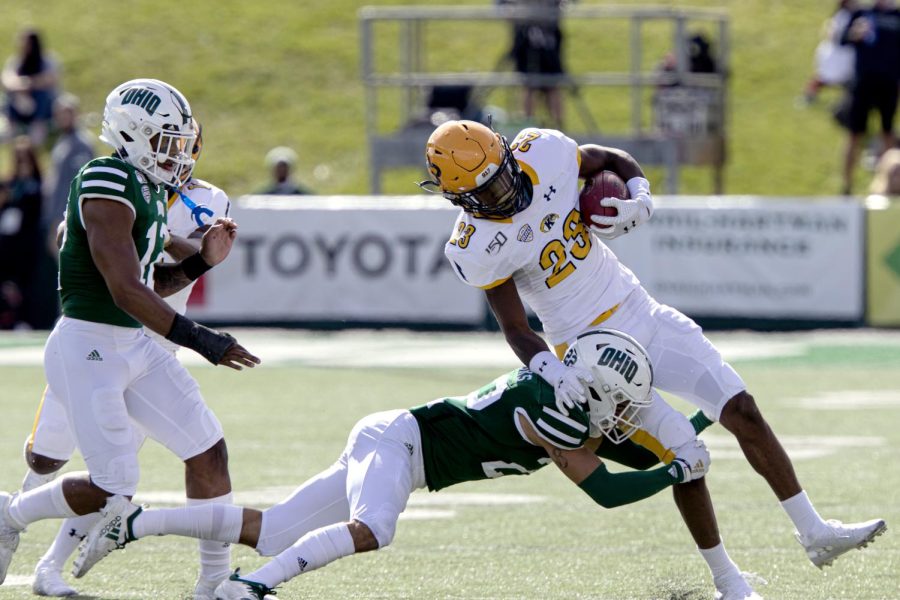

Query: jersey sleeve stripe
541;406;587;433
83;166;129;179
535;418;582;448
77;194;136;228
517;159;540;186
478;276;510;290
81;180;126;192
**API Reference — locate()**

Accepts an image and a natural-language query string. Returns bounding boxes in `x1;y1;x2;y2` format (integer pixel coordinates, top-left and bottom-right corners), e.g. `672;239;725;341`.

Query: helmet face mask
563;329;654;444
175;119;203;188
100;79;195;187
423;120;530;218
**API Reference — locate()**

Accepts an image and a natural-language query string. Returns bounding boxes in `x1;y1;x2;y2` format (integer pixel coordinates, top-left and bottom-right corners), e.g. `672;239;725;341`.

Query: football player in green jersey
76;330;759;600
0;80;260;593
19;120;245;599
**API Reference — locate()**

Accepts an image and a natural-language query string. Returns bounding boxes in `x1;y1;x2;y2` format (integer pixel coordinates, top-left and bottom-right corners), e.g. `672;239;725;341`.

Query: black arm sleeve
165;314;235;365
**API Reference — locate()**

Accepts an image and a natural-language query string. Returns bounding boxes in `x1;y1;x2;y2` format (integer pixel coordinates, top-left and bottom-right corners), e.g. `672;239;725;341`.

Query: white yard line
5;328;898;368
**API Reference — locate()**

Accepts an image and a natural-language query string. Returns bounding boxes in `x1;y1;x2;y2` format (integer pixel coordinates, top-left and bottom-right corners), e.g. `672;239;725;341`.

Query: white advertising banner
187;196;864;325
606;198;865;319
186;196;485;324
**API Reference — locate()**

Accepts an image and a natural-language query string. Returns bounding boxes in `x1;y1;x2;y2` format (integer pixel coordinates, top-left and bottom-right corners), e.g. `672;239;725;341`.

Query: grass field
0;329;897;599
0;1;873;197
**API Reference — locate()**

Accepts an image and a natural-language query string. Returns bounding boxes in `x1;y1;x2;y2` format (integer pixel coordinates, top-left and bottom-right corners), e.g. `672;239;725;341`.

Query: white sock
246;522;355;589
698;542;741;583
781;490;827;539
131;503;243;545
7;478;77;529
188;493;234;585
38;513;103;569
21;468;60;493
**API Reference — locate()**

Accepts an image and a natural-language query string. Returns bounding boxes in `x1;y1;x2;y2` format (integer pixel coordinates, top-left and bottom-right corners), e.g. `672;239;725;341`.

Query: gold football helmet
422;120;529;218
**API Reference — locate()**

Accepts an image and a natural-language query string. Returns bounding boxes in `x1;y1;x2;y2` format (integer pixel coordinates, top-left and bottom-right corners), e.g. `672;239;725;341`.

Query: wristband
626;177;653;219
165;313;235;364
181;252;212;281
528;350;566;385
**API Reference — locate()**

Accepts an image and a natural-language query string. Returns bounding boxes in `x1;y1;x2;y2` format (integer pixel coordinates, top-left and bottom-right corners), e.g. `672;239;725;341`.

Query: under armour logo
404;442;414;456
543;185;557;202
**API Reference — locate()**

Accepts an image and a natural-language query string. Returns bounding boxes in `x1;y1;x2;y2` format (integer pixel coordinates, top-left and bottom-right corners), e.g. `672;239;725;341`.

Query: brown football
579;171;629;223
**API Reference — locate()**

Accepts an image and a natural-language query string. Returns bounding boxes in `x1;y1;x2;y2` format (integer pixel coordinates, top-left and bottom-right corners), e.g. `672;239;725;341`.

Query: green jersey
58;156;168;328
410;368;591;492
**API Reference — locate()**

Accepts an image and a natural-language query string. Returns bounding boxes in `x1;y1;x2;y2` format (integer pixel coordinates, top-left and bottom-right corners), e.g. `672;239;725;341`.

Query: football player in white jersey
424;121;886;579
15;119;242;599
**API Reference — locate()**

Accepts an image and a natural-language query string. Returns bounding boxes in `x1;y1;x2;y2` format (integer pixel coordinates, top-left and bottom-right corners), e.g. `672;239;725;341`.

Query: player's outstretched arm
154;218;237;298
518;414;704;508
84;201;258;370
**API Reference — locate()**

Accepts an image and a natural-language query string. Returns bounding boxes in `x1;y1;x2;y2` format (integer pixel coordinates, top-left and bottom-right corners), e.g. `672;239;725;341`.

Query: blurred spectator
1;29;59;146
869;147;900;195
261;146;312;195
501;0;565;128
801;0;858;106
45;93;93;258
655;32;719;88
0;136;43;329
839;0;900;195
652;33;723;138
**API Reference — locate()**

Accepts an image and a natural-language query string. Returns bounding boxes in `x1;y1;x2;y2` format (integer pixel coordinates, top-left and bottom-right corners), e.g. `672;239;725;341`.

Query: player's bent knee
349;519;380;552
355;513;397;550
25;448;68;475
720;391;767;435
186;438;229;475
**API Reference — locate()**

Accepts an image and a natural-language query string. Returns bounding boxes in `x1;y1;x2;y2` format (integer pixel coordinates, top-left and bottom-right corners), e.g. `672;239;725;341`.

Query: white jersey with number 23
444;128;640;346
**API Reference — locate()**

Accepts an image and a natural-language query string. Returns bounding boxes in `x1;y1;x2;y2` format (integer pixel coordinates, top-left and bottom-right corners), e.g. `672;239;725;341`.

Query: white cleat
194;575;226;600
72;495;142;579
714;572;764;600
32;563;77;597
213;570;275;600
0;492;22;586
797;518;887;569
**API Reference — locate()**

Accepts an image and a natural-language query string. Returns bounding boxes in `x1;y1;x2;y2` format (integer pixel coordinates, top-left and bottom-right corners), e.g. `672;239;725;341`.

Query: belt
553;303;620;359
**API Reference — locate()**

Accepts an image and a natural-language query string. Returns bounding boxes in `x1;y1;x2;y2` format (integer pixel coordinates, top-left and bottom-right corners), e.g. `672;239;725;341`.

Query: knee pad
658;413;698;452
92;453;140;496
92;388;132;447
361;511;399;548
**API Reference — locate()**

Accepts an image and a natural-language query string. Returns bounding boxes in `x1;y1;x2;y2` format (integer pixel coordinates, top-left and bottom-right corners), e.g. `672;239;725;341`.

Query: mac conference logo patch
517;224;534;243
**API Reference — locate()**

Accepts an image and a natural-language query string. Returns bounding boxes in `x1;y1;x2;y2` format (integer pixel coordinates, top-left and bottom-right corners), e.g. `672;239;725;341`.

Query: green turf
0;1;872;197
0;334;897;599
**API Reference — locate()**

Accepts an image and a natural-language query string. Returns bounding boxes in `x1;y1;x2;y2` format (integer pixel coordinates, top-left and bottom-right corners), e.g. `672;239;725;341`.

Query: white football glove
588;177;654;240
668;440;711;483
528;350;593;415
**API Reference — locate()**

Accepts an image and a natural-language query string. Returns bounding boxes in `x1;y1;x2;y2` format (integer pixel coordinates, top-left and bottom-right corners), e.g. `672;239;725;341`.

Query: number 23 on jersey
540;208;591;288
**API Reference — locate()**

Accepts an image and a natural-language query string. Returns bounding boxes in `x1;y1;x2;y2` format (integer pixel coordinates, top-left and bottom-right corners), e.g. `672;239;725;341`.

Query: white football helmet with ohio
99;78;195;187
563;328;654;444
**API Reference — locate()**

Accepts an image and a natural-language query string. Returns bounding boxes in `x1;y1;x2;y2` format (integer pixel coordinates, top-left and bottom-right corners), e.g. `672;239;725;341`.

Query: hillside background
0;0;863;197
